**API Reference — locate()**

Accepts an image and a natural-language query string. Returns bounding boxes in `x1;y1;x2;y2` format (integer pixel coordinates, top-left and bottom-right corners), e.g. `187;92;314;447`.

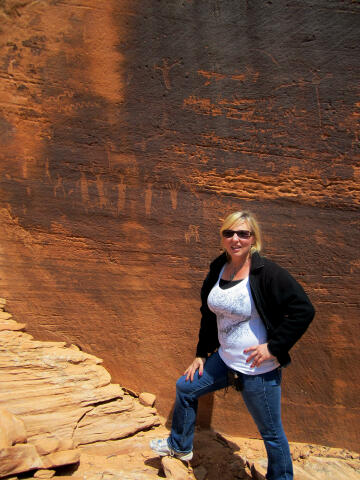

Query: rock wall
0;0;359;450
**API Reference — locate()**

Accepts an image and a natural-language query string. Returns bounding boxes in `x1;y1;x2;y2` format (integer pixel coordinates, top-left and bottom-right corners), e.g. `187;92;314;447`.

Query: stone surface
0;444;42;477
33;470;56;479
161;456;195;480
0;310;160;477
139;393;156;408
0;0;359;452
224;435;360;480
0;408;27;448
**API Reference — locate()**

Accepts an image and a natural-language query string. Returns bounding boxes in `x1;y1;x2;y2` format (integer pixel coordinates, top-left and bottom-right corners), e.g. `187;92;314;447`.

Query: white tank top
207;265;279;375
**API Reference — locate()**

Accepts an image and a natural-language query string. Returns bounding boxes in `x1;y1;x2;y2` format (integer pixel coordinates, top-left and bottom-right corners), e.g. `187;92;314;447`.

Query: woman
150;211;315;480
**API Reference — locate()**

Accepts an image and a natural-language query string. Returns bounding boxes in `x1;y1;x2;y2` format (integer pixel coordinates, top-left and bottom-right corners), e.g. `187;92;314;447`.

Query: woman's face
221;219;254;262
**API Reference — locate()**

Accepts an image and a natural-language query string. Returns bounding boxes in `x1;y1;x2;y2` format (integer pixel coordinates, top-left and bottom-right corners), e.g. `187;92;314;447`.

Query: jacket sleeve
266;264;315;358
195;271;220;358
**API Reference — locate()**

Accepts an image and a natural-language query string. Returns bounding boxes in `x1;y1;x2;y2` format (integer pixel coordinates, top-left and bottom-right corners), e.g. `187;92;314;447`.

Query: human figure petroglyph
167;182;180;210
154;58;182;90
145;182;153;216
80;172;90;206
54;174;65;198
96;175;108;209
117;176;126;215
185;225;200;244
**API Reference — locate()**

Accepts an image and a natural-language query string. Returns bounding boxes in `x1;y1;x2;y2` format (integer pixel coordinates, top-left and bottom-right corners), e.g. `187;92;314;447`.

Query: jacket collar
250;251;265;272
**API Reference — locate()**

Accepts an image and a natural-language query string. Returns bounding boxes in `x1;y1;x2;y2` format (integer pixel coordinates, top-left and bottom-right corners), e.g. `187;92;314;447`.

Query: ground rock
161;457;195;480
0;320;26;331
0;444;42;477
192;465;207;480
41;449;80;469
33;437;74;456
33;469;56;479
302;456;360;480
0;307;160;477
73;397;159;446
139;393;156;408
0;408;27;448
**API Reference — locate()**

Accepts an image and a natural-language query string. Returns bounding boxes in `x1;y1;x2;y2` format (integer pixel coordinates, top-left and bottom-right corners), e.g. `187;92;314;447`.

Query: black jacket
196;251;315;366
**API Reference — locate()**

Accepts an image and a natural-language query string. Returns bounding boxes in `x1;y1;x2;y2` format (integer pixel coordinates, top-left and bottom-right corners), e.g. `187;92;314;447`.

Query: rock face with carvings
0;299;159;477
0;0;359;452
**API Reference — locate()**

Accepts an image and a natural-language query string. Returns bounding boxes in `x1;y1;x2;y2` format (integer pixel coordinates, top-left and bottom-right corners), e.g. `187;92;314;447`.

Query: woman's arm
265;264;315;358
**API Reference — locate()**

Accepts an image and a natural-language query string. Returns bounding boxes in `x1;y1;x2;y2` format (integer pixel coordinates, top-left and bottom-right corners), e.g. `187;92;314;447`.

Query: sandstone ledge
0;299;160;478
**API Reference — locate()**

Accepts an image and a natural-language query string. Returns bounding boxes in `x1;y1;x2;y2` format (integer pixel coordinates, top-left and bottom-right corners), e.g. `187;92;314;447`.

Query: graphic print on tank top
208;279;256;346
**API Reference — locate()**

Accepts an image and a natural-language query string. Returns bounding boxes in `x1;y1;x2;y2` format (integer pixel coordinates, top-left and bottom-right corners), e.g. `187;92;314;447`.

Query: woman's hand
184;357;206;382
244;343;275;368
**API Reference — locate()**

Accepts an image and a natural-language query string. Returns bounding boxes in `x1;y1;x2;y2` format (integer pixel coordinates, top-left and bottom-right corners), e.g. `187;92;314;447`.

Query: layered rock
0;299;160;477
0;0;359;452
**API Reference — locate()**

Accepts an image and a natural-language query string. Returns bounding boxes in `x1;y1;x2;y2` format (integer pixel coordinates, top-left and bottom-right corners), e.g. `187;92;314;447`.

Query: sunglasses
222;229;253;239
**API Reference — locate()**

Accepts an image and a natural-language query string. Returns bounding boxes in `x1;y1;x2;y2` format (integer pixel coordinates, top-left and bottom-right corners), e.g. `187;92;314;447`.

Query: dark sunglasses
222;229;253;239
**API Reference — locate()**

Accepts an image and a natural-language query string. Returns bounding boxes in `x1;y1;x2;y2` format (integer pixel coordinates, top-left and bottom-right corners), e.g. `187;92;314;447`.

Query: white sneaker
149;438;193;461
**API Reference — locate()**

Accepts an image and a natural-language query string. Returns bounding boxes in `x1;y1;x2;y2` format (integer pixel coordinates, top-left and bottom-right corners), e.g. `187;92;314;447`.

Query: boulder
0;307;160;477
139;393;156;408
0;409;27;448
161;456;195;480
0;444;42;477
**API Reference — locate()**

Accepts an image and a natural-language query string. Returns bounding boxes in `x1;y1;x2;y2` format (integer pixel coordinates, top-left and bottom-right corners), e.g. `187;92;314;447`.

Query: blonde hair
220;211;262;256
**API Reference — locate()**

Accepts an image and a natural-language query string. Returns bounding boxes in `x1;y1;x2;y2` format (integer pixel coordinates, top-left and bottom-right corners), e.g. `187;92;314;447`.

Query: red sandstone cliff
0;0;359;451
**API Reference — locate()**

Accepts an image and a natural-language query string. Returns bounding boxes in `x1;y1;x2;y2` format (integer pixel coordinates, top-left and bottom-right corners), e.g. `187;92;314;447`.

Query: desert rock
139;393;156;408
0;308;160;477
0;0;359;452
161;456;195;480
0;408;27;448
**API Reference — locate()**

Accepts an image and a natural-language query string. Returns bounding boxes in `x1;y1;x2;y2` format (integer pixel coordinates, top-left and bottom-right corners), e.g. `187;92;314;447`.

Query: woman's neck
225;255;251;281
229;254;250;268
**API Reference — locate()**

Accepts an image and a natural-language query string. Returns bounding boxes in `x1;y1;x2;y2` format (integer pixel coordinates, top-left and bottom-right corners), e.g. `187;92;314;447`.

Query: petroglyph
154;58;182;90
117;176;126;214
96;175;108;209
80;172;90;206
145;182;153;216
185;225;200;244
167;182;180;210
53;174;65;198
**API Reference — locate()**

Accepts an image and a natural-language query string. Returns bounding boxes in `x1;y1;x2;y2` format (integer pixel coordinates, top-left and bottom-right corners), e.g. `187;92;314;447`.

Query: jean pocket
263;368;282;386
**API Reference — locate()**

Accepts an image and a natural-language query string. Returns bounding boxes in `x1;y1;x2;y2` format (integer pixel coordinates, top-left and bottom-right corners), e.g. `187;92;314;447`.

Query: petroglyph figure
96;175;108;209
185;225;200;244
145;183;153;216
54;174;65;198
117;176;126;214
168;182;180;210
154;58;182;90
80;172;90;206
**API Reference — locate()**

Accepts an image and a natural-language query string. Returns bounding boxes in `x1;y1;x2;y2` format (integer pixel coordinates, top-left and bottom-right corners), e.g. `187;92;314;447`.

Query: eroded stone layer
0;0;359;450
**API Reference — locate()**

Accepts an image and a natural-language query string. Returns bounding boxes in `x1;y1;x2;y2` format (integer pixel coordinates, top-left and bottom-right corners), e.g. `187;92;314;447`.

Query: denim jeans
168;351;293;480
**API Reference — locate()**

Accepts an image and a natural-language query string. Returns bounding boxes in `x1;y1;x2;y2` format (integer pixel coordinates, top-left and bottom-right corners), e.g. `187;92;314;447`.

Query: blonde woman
151;211;315;480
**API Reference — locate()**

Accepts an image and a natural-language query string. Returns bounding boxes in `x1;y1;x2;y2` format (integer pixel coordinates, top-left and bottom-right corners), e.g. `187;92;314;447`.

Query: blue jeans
168;351;293;480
